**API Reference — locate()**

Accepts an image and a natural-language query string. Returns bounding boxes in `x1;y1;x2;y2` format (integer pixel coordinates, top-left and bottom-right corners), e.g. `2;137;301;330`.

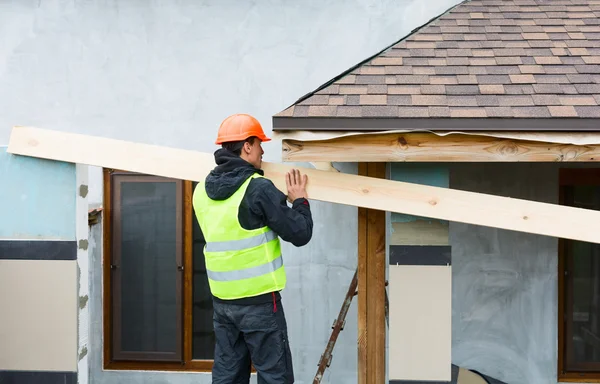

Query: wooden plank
282;132;600;162
357;163;386;384
8;126;600;244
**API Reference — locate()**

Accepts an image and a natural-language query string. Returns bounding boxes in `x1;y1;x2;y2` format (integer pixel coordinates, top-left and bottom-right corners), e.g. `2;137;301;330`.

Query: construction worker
192;113;313;384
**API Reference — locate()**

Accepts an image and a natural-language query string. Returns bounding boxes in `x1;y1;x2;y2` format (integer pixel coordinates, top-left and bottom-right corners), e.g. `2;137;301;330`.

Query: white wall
0;1;462;383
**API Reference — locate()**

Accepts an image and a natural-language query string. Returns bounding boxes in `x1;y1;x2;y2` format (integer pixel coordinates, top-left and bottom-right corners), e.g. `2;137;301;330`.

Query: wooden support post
358;162;386;384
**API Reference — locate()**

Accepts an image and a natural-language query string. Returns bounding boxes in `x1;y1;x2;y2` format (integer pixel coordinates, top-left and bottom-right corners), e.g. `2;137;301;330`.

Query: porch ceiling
272;0;600;132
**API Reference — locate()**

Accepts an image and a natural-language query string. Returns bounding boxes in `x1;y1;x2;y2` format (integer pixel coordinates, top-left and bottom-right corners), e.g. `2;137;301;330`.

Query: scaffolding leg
313;269;389;384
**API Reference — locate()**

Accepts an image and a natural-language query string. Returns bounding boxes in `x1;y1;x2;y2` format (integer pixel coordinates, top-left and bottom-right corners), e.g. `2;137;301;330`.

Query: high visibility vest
192;173;286;300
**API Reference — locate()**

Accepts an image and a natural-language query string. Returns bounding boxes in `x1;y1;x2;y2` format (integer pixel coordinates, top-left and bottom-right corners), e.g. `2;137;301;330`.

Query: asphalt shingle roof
274;0;600;124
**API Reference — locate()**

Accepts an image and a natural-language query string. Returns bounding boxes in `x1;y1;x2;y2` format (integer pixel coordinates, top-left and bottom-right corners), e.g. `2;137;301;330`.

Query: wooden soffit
274;129;600;163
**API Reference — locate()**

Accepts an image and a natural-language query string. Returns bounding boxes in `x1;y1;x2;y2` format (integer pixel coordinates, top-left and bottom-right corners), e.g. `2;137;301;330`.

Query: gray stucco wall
0;1;462;383
4;2;581;384
449;163;561;384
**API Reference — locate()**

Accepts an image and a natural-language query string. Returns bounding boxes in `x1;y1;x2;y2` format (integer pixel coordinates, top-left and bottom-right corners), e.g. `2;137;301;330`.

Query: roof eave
272;116;600;131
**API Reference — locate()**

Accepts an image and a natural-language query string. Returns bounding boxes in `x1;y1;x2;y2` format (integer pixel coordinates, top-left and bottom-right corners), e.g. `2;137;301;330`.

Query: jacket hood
204;148;263;200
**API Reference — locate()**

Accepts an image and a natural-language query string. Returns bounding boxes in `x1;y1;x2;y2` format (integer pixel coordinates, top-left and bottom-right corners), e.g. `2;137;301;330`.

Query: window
103;170;215;371
559;169;600;381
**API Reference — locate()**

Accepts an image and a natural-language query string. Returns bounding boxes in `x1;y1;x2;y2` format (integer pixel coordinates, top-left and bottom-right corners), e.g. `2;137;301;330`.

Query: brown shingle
339;85;368;94
337;75;356;84
421;84;446;94
496;56;524;65
548;105;578;117
388;85;421;94
293;106;309;117
414;67;436;75
360;95;387;105
446;85;480;94
574;84;600;94
522;32;550;39
397;107;429;117
412;95;448;106
534;56;563;65
371;57;404;66
476;95;501;106
574;106;600;117
450;108;488;117
430;77;459;85
329;96;346;105
560;96;597;105
299;95;329;105
447;96;477;106
480;84;505;94
499;95;535;106
360;66;386;75
477;75;512;84
510;74;536;83
356;75;387;85
388;95;412;105
519;65;545;74
512;106;551;117
308;106;337;116
532;94;561;105
429;107;451;117
396;75;431;84
336;106;362;117
367;85;388;94
457;75;479;84
485;106;514;117
361;106;400;116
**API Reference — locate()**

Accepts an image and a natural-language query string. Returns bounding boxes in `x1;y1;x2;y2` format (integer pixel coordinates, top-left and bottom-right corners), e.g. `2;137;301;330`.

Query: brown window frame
558;168;600;382
102;168;214;372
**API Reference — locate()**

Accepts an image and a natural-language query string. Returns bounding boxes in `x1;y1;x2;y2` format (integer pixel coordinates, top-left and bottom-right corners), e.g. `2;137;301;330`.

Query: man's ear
242;140;252;154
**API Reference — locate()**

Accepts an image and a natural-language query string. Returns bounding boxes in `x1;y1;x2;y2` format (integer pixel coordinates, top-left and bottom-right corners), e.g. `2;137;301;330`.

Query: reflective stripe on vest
206;254;283;282
205;229;277;252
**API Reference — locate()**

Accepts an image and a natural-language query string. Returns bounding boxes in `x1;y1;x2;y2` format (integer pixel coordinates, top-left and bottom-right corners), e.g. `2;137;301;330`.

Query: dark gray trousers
211;296;294;384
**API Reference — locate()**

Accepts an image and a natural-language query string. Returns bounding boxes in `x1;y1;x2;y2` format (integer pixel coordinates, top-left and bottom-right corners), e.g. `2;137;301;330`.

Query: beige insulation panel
388;265;452;381
0;260;78;371
8;126;600;244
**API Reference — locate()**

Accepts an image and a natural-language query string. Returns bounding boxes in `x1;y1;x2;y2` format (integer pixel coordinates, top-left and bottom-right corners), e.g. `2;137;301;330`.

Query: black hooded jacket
202;148;313;304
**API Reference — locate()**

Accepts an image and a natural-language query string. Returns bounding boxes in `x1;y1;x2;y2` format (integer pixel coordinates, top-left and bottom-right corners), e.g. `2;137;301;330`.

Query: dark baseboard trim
0;370;76;384
389;364;459;383
0;240;77;261
389;381;450;384
389;245;451;266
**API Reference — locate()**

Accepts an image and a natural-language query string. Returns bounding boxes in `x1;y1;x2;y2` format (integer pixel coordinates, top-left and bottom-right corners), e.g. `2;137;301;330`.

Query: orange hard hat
215;114;271;145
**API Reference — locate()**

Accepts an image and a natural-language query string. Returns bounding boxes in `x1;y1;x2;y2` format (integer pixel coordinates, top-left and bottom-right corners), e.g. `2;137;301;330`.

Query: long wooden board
282;132;600;162
7;126;600;244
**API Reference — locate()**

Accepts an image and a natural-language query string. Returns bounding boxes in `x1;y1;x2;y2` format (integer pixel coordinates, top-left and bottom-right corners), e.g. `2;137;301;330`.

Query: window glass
113;178;182;360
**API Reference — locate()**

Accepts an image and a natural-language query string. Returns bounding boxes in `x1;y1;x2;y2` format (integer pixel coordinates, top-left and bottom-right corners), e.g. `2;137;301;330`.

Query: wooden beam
357;163;386;384
8;126;600;244
282;132;600;162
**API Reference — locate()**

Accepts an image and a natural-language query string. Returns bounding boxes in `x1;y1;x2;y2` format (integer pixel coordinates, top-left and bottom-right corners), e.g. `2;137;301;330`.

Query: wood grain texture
357;163;368;384
357;163;386;384
282;132;600;162
9;126;600;244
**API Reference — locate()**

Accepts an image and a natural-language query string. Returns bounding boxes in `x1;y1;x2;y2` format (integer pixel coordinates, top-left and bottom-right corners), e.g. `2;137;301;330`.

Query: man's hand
286;169;308;203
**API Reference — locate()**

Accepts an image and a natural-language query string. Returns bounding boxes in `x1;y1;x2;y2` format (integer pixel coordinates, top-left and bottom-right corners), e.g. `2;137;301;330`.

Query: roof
273;0;600;131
